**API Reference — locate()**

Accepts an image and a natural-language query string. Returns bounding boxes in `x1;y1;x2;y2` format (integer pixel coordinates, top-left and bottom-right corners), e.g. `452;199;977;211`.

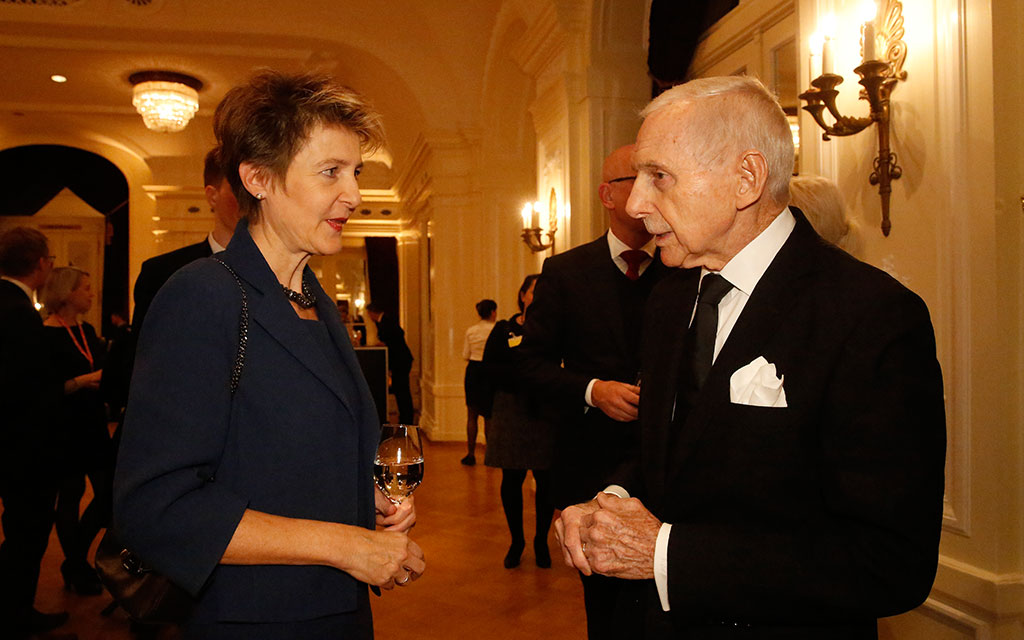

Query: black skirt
464;360;493;417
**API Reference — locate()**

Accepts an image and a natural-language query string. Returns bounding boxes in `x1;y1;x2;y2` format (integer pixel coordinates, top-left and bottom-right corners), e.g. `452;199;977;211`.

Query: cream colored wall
790;0;1023;636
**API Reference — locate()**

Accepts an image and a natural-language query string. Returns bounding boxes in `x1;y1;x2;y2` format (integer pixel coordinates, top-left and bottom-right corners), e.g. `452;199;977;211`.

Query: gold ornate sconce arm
521;227;556;252
799;0;907;236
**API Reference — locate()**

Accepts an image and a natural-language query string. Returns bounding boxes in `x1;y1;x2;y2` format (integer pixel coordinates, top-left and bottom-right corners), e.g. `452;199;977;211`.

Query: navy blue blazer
114;220;380;624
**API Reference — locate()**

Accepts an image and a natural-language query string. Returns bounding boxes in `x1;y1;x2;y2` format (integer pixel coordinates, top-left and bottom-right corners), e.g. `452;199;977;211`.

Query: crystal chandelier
129;71;203;133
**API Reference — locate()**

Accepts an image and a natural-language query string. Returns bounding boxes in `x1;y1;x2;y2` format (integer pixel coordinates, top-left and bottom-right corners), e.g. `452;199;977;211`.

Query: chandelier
129;71;203;133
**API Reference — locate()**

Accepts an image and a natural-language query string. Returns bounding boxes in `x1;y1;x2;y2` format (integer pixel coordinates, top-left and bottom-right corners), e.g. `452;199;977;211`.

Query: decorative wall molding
931;555;1024;626
918;596;994;640
932;0;972;537
691;0;795;77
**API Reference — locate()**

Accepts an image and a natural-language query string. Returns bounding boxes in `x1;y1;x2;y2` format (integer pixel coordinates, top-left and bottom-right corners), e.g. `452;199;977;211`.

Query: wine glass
373;424;424;505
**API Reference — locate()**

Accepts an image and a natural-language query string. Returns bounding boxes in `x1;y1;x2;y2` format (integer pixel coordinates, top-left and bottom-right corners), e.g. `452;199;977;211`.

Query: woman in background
483;275;554;569
789;174;864;256
114;70;423;639
461;298;496;465
40;266;109;596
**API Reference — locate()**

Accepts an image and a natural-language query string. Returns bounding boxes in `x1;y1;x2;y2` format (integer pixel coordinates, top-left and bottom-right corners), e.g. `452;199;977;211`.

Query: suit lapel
665;213;823;477
642;268;699;507
222;222;359;420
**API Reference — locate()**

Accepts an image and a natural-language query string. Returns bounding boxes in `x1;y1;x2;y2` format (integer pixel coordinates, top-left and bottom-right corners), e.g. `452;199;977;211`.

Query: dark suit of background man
556;76;946;639
103;149;242;418
519;144;668;640
132;148;241;333
366;302;415;424
0;227;75;639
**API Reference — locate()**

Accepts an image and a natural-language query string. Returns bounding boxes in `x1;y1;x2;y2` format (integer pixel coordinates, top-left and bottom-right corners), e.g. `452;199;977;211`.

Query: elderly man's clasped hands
554;492;662;580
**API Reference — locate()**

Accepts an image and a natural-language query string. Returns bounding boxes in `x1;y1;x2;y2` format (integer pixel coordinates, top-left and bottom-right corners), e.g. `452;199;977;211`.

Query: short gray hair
789;175;863;255
641;76;794;205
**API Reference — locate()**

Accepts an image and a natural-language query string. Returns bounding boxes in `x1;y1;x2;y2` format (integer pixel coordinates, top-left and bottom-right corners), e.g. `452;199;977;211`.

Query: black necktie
682;273;733;397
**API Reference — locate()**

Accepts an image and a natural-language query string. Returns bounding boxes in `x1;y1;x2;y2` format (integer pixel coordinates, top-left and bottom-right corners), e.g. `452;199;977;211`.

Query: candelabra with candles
799;0;907;236
520;198;557;252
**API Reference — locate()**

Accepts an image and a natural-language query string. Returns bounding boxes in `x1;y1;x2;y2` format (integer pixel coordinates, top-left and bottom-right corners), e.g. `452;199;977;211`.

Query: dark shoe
61;560;103;596
30;609;70;634
460;454;476;466
534;538;551;568
503;540;525;569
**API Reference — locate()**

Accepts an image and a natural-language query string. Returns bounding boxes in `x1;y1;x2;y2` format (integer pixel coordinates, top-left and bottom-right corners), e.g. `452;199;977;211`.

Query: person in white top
460;299;496;465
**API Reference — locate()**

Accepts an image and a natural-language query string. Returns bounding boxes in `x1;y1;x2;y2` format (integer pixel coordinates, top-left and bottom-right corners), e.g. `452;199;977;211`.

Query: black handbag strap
212;257;248;394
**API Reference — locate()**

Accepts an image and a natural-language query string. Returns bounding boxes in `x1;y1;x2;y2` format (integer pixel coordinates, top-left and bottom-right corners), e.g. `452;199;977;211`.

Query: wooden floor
25;440;588;639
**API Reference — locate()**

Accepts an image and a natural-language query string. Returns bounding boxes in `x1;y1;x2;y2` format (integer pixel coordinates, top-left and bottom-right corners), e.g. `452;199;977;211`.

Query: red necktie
620;250;648;281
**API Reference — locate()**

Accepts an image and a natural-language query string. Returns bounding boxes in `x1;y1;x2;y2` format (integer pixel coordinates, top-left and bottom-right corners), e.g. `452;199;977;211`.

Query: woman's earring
255;193;265;200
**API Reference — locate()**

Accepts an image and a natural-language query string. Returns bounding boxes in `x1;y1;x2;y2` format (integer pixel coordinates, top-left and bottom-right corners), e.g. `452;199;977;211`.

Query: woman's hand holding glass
375;487;416;531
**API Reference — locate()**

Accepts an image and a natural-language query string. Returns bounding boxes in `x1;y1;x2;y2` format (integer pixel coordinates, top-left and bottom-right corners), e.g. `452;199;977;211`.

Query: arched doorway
0;145;129;335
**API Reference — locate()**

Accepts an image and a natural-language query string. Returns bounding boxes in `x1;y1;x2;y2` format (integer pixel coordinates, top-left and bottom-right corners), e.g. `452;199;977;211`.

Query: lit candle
862;22;876;62
809;32;824;82
521;203;533;229
861;1;877;62
533;201;541;229
822;36;834;75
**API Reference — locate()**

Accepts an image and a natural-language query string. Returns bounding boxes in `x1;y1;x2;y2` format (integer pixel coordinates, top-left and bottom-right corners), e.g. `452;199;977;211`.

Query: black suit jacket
519;233;668;507
0;279;61;474
616;210;946;637
132;239;212;334
114;220;380;624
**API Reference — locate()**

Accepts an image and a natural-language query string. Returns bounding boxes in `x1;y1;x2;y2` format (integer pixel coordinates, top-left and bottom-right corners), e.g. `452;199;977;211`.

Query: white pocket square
729;356;787;407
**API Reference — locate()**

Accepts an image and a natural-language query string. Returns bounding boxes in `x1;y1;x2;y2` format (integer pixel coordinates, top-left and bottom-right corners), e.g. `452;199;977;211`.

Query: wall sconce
799;0;907;236
520;188;559;252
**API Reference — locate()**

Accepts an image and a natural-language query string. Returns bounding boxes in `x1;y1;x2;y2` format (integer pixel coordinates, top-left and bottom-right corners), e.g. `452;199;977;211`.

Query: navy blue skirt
183;585;372;639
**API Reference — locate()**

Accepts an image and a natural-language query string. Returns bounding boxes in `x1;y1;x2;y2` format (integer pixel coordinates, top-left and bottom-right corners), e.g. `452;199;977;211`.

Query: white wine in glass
374;424;424;505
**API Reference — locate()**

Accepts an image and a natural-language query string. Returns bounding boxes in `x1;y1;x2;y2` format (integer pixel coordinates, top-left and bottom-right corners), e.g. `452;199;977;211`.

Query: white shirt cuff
585;378;598;407
654;523;672;611
601;485;629;499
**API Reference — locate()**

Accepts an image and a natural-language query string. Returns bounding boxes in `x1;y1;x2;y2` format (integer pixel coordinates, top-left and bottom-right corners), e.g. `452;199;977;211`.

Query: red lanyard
55;315;94;371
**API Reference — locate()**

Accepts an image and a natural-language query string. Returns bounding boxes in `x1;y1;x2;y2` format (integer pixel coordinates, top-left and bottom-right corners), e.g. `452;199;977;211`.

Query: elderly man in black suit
518;144;668;639
0;227;75;639
555;76;946;639
131;148;240;333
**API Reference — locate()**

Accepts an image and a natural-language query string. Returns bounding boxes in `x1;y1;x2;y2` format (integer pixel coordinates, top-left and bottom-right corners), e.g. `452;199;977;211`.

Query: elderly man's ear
734;150;769;210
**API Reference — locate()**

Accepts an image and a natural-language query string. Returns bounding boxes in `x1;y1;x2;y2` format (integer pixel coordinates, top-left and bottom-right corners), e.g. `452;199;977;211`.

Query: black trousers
55;457;113;567
390;364;415;424
0;469;58;635
580;572;629;640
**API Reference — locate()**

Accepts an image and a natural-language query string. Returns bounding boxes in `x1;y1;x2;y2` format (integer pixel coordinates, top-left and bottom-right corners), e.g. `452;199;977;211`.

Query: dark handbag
95;258;249;624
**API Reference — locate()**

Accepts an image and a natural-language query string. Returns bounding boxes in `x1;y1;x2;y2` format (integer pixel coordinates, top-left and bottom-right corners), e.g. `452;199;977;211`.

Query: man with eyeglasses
519;144;668;640
0;227;76;639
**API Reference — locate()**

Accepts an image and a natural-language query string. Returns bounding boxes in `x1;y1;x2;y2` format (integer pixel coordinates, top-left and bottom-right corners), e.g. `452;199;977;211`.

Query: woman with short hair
115;71;424;639
41;266;109;596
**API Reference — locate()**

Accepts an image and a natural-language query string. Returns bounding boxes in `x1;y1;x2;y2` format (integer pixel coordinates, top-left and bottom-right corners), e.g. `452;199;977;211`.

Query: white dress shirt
208;232;227;254
606;208;796;611
583;230;657;406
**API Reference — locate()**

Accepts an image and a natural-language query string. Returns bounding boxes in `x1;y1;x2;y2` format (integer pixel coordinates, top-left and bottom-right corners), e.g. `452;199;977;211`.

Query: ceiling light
129;71;203;133
50;74;67;83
